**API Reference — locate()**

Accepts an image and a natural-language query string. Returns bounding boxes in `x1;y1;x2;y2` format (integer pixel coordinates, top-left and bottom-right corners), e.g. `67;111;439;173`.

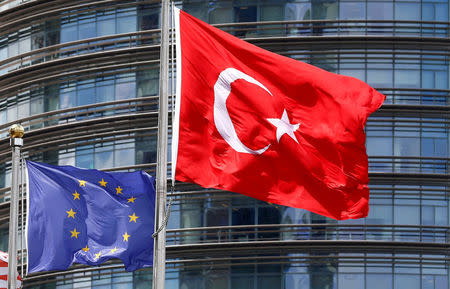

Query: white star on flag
267;109;300;143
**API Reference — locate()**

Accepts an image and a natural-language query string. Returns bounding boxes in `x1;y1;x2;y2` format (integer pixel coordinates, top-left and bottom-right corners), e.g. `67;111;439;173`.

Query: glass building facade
0;0;448;288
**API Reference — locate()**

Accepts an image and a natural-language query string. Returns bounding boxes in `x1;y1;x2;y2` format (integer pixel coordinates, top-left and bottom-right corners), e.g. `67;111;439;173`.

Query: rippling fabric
26;161;155;273
173;9;385;220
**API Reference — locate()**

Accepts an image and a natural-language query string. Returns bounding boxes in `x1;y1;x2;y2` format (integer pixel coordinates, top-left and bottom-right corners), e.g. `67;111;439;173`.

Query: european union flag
26;161;156;273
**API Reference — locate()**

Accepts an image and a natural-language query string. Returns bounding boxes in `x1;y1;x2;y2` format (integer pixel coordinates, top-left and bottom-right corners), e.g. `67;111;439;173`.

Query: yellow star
116;186;123;195
94;251;101;260
128;213;139;223
66;208;76;219
70;228;80;239
127;196;136;203
99;178;107;187
78;180;87;187
110;247;118;254
122;232;130;242
73;191;80;200
82;245;89;252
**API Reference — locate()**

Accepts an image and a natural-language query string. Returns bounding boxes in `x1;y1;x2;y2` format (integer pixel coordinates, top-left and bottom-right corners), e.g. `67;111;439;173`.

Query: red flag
0;251;22;289
172;9;385;220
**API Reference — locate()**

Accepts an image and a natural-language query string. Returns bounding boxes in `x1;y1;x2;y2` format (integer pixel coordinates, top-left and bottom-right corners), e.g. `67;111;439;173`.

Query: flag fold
26;161;156;273
173;9;385;220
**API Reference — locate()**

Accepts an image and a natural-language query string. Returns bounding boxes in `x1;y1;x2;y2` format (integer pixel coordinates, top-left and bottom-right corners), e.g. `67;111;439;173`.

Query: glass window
61;24;78;43
77;87;95;106
435;207;448;226
114;147;135;167
422;206;434;225
422;137;448;158
76;147;94;169
96;84;115;103
209;7;233;24
139;11;159;30
7;105;17;122
231;276;254;289
395;3;420;20
8;41;18;58
423;3;448;21
367;205;392;225
60;90;76;109
394;205;420;225
435;4;448;21
367;70;392;87
422;70;435;89
395;275;420;289
31;32;45;50
339;2;365;20
0;46;7;61
394;137;420;156
115;82;136;100
257;276;281;289
339;69;365;81
117;16;137;34
312;0;338;20
366;136;393;156
261;5;284;21
111;271;132;289
367;274;392;289
368;2;393;20
18;36;31;55
17;100;29;119
285;3;311;21
46;31;60;46
338;274;363;289
435;71;447;89
395;70;420;88
79;22;96;40
137;69;159;97
98;18;116;36
206;207;229;227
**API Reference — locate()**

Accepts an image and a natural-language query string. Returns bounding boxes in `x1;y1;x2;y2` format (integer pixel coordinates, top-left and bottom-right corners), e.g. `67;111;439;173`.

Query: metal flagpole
153;0;170;288
8;124;24;289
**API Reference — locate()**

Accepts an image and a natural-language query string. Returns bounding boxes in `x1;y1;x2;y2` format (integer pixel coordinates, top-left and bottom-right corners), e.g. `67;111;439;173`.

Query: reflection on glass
77;87;95;106
115;82;136;100
312;0;337;20
59;90;76;109
395;70;420;88
395;275;420;289
117;16;137;34
394;205;420;225
209;7;233;24
339;2;365;20
367;2;393;20
367;274;392;289
61;24;77;43
422;3;448;21
367;70;392;87
98;18;116;36
79;22;96;39
395;3;420;20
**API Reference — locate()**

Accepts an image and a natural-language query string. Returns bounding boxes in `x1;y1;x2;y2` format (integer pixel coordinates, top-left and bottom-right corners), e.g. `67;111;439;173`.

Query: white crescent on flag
213;68;272;155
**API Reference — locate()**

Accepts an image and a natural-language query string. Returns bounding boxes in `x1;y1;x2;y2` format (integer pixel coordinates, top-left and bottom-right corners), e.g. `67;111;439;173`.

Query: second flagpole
153;0;170;288
8;124;24;289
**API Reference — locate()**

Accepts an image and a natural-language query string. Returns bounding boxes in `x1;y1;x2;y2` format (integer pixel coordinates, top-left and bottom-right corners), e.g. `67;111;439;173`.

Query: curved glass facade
0;0;448;288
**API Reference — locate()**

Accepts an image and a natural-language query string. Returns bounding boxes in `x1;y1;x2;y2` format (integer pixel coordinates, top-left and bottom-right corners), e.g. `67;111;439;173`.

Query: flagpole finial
9;124;24;139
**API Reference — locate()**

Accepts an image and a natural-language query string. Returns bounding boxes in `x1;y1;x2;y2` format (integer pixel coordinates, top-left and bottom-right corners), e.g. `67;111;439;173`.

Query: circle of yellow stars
67;178;139;262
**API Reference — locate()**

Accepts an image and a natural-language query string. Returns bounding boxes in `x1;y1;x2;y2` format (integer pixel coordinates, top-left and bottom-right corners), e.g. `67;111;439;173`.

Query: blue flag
26;161;156;273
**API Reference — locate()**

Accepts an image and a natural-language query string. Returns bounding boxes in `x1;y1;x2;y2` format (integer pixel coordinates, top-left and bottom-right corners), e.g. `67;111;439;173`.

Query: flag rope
152;185;173;238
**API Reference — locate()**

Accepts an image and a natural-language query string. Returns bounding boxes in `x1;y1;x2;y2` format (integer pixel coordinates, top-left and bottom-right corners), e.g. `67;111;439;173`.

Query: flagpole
153;0;170;288
8;124;23;289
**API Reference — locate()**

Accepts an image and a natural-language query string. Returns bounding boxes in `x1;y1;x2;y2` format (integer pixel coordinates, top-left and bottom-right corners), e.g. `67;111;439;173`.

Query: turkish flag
172;9;385;220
